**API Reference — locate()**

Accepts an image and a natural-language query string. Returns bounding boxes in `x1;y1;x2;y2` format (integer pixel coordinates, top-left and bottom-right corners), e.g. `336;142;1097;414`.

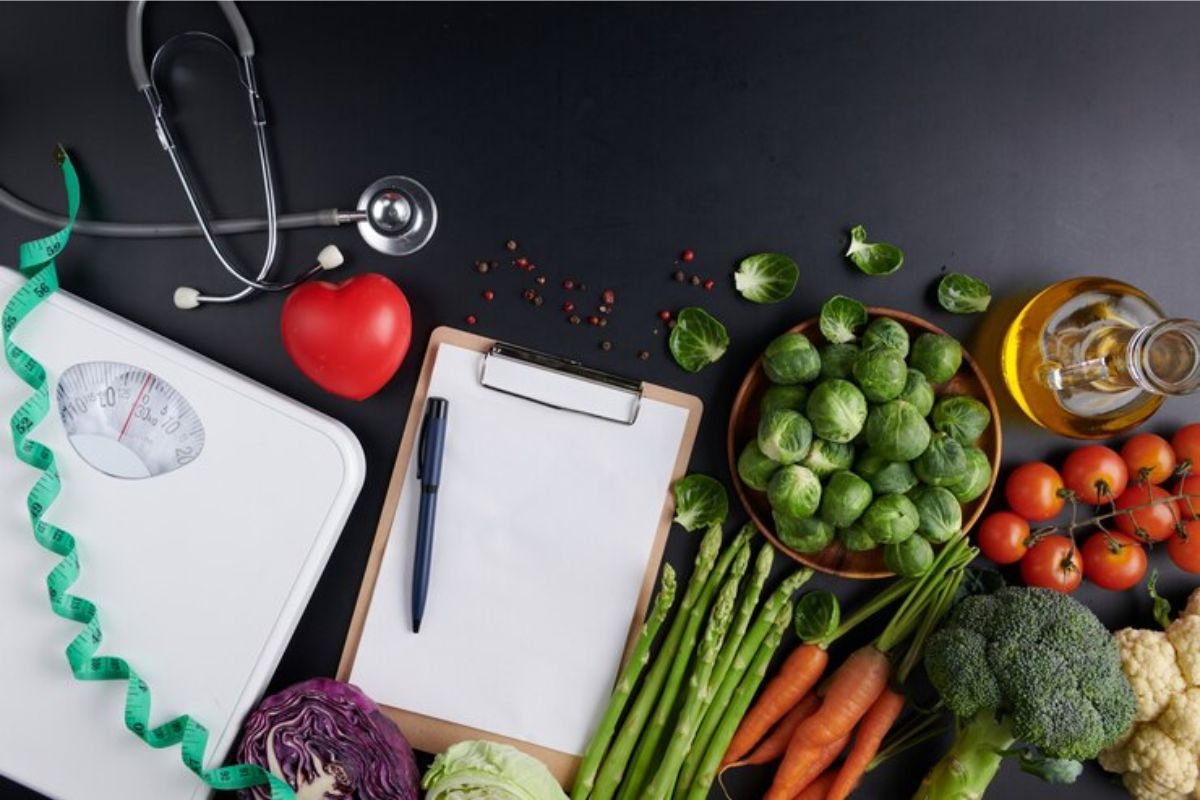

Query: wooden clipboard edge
337;326;703;787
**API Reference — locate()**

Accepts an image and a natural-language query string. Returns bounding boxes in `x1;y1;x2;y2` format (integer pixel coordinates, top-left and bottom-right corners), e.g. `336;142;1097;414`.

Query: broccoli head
915;587;1136;800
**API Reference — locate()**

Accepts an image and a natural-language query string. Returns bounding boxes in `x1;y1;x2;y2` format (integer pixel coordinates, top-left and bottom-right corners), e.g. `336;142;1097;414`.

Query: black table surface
3;3;1200;799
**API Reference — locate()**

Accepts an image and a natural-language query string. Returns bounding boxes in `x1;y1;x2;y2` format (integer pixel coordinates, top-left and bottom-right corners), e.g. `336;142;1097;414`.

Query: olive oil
1001;277;1200;438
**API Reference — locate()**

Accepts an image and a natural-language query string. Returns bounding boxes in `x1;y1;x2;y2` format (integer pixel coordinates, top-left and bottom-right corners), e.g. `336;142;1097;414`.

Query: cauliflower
1184;587;1200;618
1168;614;1200;686
1115;628;1188;721
1159;689;1200;752
1123;770;1192;800
1121;727;1199;797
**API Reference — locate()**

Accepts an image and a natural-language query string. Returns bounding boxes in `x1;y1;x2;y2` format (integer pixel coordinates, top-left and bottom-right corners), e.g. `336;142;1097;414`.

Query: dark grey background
2;2;1199;798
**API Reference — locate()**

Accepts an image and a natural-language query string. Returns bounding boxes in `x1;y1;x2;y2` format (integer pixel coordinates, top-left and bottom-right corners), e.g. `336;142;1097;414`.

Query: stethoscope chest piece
357;175;438;257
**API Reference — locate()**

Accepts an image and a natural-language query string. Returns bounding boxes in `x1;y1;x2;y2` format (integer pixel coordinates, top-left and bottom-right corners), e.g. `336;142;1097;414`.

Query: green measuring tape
3;147;296;799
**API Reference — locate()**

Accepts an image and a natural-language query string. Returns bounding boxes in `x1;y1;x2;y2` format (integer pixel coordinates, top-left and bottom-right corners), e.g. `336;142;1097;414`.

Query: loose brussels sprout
839;522;877;552
862;317;910;356
775;512;835;553
669;307;730;373
806;379;868;443
937;272;992;314
820;343;861;380
757;409;813;464
819;470;873;528
735;253;800;304
737;441;780;491
860;494;919;544
855;450;919;495
948;446;992;503
763;333;821;385
760;385;809;415
819;295;868;344
865;400;932;462
913;432;968;487
931;395;992;445
846;225;905;276
909;332;962;384
800;438;856;479
885;535;934;577
911;485;962;543
897;369;935;418
852;347;908;403
767;464;822;519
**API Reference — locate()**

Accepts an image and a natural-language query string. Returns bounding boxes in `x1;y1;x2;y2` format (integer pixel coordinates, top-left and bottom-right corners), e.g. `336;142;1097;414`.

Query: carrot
763;734;849;800
721;644;829;765
786;646;889;749
793;768;837;800
724;694;820;770
825;687;906;800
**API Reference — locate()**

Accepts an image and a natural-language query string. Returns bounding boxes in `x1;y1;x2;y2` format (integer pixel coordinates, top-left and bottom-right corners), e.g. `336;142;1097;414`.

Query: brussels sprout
839;522;877;552
909;332;962;384
819;295;868;344
775;512;835;553
806;379;868;444
763;333;821;385
737;441;780;491
845;225;904;276
669;307;730;373
819;470;873;528
855;450;919;495
931;395;992;445
860;494;919;544
761;385;809;415
897;369;935;418
911;485;963;543
862;317;910;356
865;400;932;462
757;409;813;464
800;438;856;479
820;343;861;380
673;474;729;531
735;253;800;303
768;465;822;518
937;272;992;314
884;535;934;577
852;348;908;403
794;591;840;641
913;432;968;487
948;446;992;503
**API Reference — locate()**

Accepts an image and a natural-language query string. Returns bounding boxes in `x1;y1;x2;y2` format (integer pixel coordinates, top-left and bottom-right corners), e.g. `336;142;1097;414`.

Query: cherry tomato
1062;445;1129;504
1021;535;1083;593
1168;520;1200;574
977;511;1031;564
1081;532;1147;591
1005;462;1066;521
1172;424;1200;474
1179;474;1200;521
1120;433;1177;486
1113;483;1181;542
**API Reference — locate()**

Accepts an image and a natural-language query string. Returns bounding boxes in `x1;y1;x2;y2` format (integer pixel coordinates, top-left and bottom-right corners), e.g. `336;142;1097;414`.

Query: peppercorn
680;249;695;262
587;315;600;326
476;261;490;274
600;340;612;351
505;239;519;251
562;279;575;290
690;275;701;286
658;310;671;321
535;275;547;285
667;319;677;329
533;295;544;307
638;350;650;360
465;314;477;326
703;279;715;291
482;289;495;301
598;317;608;327
489;260;500;269
562;301;575;313
568;314;581;325
515;257;530;269
598;304;610;314
673;270;686;282
602;289;616;305
523;288;536;301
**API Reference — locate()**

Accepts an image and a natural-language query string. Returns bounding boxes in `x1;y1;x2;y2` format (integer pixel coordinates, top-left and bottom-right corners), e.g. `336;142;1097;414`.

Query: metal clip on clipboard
479;342;644;425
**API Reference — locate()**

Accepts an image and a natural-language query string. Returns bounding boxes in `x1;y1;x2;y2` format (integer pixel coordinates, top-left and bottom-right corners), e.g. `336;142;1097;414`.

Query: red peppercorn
587;315;600;326
703;279;715;291
658;310;671;321
482;289;495;301
562;302;575;313
515;257;530;269
602;289;616;305
680;249;695;262
523;288;536;301
465;314;477;326
562;279;575;290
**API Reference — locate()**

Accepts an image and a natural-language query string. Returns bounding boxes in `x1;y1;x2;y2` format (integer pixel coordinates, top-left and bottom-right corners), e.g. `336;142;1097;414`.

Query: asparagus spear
618;528;754;800
673;544;774;798
684;600;793;800
673;567;811;799
572;565;678;800
642;568;739;799
590;525;724;800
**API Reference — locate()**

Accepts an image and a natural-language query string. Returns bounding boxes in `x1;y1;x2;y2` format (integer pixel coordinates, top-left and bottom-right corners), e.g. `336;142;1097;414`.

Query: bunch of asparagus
572;522;812;800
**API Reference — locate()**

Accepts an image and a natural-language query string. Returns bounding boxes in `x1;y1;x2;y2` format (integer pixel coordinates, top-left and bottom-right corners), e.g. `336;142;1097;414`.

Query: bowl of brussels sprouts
727;303;1001;579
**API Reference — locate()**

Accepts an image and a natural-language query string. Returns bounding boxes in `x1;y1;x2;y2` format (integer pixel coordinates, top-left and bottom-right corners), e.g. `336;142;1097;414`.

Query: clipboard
337;327;702;784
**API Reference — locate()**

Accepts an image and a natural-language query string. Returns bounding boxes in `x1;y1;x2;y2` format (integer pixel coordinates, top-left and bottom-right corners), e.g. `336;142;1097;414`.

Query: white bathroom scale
0;266;366;800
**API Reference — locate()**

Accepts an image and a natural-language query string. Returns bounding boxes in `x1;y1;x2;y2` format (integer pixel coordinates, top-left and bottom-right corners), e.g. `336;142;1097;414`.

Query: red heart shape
281;273;412;400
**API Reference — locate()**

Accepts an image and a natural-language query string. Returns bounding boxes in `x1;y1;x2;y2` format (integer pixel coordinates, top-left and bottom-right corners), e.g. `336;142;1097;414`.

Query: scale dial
56;361;205;479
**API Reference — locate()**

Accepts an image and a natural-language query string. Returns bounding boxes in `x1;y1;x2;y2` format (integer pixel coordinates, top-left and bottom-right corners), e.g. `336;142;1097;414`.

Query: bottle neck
1127;319;1200;396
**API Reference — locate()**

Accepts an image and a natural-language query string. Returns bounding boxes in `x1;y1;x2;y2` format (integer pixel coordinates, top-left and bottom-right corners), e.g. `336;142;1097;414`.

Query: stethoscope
0;0;437;310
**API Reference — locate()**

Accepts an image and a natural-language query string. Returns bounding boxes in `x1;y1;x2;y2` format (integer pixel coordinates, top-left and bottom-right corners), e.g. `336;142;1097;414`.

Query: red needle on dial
118;373;153;442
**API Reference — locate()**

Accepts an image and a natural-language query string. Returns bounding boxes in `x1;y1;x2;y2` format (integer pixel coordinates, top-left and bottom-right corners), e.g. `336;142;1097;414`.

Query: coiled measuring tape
3;147;294;799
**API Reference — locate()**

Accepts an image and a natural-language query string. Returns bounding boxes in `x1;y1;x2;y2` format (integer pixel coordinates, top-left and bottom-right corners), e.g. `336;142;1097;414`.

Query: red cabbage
236;678;418;800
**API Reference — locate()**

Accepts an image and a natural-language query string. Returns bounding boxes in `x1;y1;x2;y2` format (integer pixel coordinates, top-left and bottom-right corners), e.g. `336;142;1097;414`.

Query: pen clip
416;411;429;482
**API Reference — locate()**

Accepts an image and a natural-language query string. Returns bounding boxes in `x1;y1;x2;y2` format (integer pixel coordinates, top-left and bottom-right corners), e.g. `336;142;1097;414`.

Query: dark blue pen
412;396;449;634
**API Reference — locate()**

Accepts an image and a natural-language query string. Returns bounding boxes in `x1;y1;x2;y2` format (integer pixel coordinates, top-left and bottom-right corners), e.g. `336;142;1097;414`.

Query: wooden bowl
727;308;1003;579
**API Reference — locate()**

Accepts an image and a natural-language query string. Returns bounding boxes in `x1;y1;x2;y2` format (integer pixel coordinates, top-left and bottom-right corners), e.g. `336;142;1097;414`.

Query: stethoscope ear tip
317;244;344;270
174;287;201;310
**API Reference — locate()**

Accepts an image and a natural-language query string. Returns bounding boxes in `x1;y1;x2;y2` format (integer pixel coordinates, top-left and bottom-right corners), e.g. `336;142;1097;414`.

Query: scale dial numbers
56;361;206;480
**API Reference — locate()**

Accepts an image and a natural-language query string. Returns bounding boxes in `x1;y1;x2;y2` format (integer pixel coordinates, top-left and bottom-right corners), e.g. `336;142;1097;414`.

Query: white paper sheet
350;343;689;756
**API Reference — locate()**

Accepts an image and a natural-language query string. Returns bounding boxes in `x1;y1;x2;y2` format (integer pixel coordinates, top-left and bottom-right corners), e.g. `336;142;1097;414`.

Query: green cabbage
422;741;568;800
